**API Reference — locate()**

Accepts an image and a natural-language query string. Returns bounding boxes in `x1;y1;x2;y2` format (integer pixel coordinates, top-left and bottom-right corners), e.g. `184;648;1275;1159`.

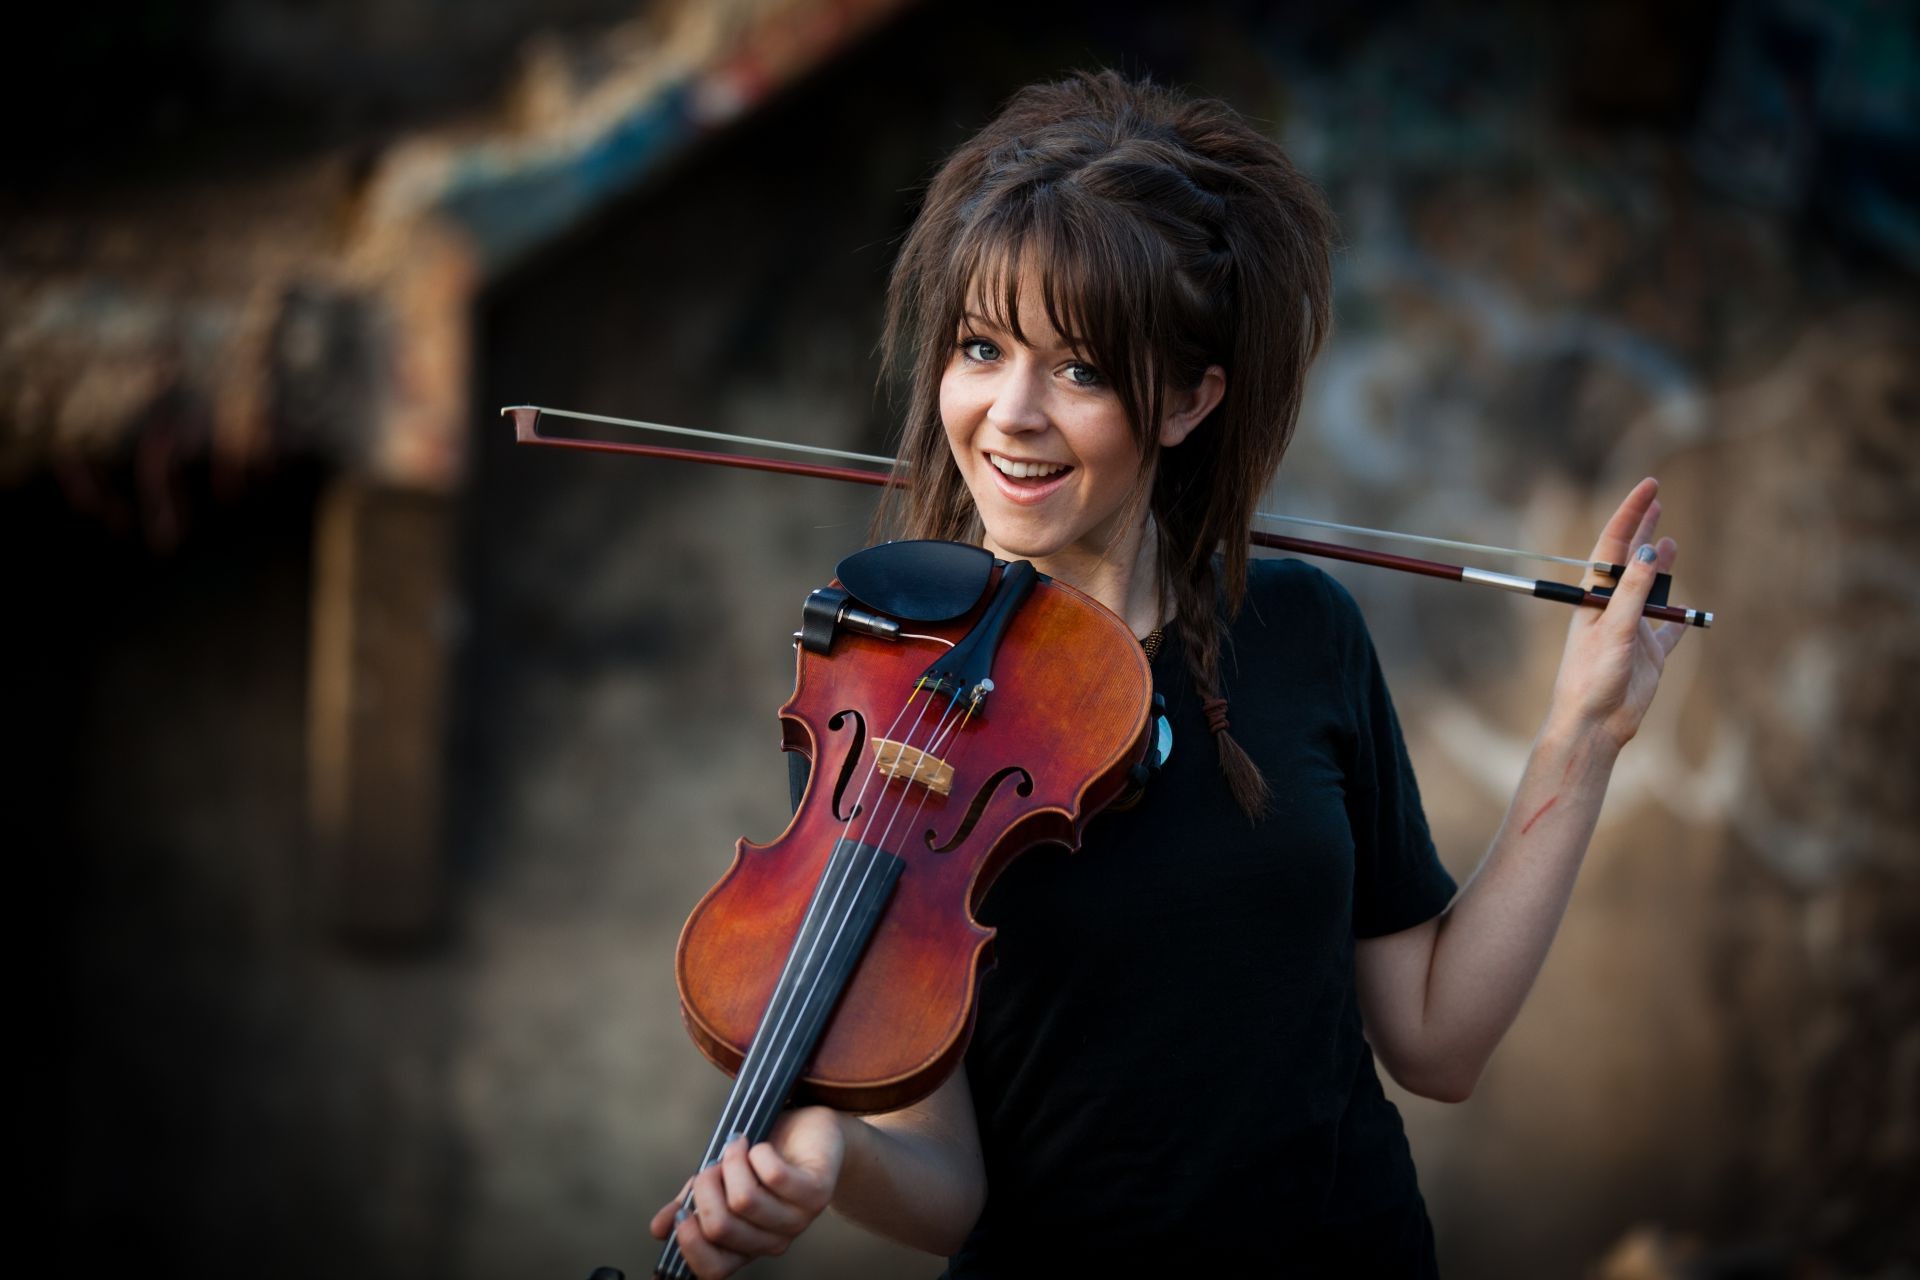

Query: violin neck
654;837;905;1279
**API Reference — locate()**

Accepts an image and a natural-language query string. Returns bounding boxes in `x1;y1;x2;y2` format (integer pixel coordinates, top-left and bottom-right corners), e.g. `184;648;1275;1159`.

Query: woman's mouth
984;451;1074;503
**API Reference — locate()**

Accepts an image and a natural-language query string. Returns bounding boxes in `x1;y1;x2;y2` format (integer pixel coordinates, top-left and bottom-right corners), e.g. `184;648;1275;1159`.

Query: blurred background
9;0;1918;1276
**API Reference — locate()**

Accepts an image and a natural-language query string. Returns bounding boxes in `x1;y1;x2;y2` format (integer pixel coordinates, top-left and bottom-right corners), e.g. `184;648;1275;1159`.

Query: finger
1646;538;1686;659
1654;536;1678;574
1602;540;1664;637
1610;534;1681;637
1588;478;1659;582
649;1177;696;1241
721;1137;812;1235
675;1211;747;1279
1627;499;1661;558
692;1159;790;1257
749;1140;833;1214
1648;535;1680;606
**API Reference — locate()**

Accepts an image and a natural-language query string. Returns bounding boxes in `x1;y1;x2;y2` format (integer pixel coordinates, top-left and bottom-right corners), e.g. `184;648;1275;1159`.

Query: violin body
673;561;1154;1115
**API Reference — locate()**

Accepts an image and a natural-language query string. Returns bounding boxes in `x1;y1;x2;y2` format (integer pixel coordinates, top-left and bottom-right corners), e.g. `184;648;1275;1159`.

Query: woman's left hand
1546;477;1688;752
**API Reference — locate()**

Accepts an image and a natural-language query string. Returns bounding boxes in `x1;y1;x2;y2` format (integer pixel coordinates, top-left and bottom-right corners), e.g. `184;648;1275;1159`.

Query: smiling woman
649;69;1690;1280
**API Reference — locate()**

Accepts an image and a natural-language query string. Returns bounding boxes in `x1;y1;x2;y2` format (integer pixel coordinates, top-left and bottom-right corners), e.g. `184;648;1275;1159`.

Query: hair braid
1164;538;1272;819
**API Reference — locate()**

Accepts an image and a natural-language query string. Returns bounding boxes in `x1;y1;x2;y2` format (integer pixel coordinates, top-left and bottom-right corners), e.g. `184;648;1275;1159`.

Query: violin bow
502;405;1714;629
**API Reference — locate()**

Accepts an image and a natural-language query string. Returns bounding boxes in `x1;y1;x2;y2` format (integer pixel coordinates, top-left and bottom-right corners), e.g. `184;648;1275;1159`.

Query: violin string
667;691;1015;1269
725;691;972;1149
721;759;956;1151
693;793;930;1215
742;690;966;1097
696;674;955;1177
660;679;944;1274
660;666;980;1274
846;681;969;895
848;684;951;850
892;701;978;862
690;687;935;1171
662;688;937;1280
869;694;974;858
665;646;975;1270
669;692;933;1275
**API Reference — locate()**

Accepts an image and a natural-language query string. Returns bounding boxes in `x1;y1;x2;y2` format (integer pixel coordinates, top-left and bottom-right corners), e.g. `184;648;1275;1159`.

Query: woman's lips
983;453;1074;505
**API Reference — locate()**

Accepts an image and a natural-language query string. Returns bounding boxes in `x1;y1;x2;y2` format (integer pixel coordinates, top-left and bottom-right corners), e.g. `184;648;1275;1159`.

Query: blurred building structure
8;1;1917;1277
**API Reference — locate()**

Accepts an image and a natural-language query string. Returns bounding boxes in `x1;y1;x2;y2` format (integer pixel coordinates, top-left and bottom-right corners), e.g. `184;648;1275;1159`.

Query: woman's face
939;272;1222;567
938;276;1145;565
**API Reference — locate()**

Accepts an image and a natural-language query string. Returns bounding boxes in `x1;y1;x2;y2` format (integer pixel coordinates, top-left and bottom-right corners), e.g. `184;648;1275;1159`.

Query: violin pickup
796;587;902;653
871;738;955;797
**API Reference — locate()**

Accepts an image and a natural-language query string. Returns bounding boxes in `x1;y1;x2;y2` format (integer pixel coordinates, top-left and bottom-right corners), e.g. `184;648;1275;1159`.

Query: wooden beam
308;477;452;942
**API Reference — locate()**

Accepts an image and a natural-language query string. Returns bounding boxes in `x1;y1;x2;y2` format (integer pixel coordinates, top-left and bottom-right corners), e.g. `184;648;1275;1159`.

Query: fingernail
1636;544;1656;563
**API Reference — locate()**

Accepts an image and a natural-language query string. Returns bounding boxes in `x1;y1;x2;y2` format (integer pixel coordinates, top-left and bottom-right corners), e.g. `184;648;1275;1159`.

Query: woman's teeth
989;454;1069;480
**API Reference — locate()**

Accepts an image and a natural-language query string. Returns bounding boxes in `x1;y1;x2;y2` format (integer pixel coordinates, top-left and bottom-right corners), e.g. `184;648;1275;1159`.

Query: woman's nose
985;366;1048;434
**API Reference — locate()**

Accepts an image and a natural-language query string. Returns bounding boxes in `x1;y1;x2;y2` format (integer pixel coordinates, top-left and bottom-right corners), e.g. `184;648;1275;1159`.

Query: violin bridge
871;738;955;797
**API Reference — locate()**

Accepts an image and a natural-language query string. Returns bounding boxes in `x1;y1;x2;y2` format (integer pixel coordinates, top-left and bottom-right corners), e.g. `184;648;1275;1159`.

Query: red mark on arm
1519;795;1560;835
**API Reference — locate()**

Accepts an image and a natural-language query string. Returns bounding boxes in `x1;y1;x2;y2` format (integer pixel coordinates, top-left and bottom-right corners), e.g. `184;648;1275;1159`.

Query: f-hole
828;709;867;822
927;766;1033;852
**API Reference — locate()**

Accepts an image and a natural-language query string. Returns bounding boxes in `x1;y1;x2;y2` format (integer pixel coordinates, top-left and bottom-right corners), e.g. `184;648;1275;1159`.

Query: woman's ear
1159;365;1226;448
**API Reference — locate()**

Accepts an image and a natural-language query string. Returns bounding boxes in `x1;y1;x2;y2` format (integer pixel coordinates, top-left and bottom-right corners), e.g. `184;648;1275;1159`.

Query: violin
644;539;1155;1280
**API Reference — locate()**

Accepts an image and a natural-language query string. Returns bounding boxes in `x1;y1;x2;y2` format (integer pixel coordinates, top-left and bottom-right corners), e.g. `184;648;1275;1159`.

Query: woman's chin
977;519;1069;563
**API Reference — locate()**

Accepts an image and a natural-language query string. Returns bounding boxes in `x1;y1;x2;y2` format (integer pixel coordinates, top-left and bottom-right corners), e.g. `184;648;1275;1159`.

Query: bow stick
502;405;1713;629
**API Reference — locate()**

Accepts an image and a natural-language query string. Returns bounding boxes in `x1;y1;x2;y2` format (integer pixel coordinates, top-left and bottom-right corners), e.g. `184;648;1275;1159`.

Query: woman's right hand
648;1105;847;1278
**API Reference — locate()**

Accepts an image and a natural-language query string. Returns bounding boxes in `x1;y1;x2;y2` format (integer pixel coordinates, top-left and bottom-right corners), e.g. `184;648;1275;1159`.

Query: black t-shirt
791;557;1456;1276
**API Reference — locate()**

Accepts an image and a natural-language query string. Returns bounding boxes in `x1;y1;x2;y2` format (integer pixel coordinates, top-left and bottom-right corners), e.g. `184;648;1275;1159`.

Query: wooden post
308;476;453;941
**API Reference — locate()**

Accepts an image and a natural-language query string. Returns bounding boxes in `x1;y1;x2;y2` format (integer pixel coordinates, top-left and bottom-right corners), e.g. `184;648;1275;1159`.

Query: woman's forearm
830;1109;987;1256
1408;711;1623;1096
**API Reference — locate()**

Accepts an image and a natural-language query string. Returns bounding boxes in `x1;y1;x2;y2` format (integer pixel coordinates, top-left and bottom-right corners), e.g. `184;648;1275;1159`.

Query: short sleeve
1324;575;1457;938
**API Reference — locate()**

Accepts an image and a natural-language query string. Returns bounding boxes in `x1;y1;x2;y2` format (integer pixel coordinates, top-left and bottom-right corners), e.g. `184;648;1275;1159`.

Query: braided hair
876;71;1335;821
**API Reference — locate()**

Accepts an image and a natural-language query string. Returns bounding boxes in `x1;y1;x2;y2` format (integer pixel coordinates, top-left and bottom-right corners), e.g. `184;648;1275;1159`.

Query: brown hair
876;71;1335;821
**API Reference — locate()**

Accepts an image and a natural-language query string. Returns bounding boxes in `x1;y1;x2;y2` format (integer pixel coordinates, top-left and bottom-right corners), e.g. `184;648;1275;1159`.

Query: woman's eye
1064;361;1105;388
959;338;1001;363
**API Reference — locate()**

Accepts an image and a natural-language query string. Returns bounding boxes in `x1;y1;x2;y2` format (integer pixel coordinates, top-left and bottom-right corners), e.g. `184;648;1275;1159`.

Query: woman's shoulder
1242;555;1368;641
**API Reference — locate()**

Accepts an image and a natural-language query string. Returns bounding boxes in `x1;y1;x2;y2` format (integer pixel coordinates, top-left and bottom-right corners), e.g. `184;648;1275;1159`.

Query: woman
649;71;1685;1277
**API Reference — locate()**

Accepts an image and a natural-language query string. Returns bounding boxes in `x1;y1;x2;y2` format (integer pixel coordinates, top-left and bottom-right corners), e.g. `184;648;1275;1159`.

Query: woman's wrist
824;1101;985;1255
1537;703;1626;773
826;1111;868;1204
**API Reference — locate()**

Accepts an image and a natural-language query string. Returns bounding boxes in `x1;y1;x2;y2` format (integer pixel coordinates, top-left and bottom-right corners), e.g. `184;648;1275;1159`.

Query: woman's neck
984;515;1166;639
